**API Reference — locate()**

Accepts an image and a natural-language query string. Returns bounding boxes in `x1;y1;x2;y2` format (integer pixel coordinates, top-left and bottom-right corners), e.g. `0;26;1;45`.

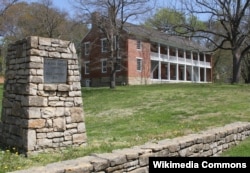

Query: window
84;61;90;74
101;38;108;52
137;40;141;50
115;58;121;71
136;58;142;71
101;59;107;73
113;36;120;50
84;42;90;55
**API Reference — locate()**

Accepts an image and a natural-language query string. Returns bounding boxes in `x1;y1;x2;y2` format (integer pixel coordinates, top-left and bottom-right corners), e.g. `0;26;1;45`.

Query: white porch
150;44;212;83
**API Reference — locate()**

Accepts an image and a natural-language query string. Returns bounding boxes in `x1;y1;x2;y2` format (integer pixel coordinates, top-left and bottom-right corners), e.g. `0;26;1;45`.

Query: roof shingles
123;22;209;52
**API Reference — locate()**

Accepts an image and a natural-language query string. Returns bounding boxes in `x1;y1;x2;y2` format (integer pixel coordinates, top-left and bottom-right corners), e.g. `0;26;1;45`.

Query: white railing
161;54;168;60
150;52;158;60
169;56;176;62
178;57;185;63
186;59;192;65
150;52;211;68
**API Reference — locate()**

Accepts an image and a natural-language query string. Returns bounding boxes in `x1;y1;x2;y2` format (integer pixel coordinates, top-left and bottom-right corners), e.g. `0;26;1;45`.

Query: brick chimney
91;12;100;29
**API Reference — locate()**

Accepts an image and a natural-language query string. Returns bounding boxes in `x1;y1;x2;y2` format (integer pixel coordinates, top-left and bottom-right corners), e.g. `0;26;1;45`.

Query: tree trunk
232;52;241;84
110;70;116;89
110;60;116;89
110;35;120;89
241;56;250;83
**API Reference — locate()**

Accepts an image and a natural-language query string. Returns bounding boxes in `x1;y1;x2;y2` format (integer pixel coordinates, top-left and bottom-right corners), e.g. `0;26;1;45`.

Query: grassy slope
84;84;250;149
0;83;250;172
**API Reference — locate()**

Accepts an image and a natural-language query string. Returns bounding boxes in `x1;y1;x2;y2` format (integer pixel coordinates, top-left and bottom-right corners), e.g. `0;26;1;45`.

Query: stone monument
0;36;87;155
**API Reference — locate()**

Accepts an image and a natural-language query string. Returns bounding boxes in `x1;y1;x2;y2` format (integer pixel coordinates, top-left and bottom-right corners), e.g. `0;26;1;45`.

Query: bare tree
0;0;88;74
0;0;19;74
0;0;68;41
173;0;250;84
0;0;19;37
0;0;18;17
72;0;155;88
241;53;250;83
29;0;68;38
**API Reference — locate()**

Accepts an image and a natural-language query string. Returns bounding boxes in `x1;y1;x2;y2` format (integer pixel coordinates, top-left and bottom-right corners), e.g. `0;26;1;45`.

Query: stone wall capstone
0;36;87;154
8;122;250;173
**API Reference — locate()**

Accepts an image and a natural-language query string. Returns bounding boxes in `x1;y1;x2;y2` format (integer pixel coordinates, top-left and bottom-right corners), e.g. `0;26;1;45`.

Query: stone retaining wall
11;121;250;173
0;36;87;155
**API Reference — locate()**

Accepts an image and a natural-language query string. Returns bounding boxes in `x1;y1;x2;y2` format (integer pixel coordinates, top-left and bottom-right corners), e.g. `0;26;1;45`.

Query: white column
191;51;194;82
168;62;170;80
158;43;161;59
159;62;161;80
176;48;178;63
204;54;207;82
158;43;161;80
198;53;200;82
167;46;170;60
184;50;187;81
176;48;179;81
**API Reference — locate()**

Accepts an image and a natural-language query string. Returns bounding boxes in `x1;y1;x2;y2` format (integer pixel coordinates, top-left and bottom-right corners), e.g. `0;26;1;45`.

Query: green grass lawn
0;83;250;172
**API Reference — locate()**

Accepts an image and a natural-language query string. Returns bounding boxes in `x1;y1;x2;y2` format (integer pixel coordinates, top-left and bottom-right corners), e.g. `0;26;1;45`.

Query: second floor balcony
150;52;212;68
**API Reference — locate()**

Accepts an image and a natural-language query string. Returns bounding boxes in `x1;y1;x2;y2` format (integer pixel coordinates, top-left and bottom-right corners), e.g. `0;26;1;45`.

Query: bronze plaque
44;58;67;83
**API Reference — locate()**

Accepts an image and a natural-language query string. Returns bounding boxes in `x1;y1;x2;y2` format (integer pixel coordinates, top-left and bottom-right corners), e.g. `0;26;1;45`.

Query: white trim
84;61;90;74
101;58;107;73
84;42;90;55
136;57;142;71
136;40;142;50
116;58;121;71
101;38;108;52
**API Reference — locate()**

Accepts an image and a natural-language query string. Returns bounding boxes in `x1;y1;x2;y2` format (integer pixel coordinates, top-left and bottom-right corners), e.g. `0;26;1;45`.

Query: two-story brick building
81;14;212;87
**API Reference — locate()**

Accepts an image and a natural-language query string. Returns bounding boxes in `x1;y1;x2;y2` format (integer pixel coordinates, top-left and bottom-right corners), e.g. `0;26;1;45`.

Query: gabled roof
86;12;210;53
123;22;210;52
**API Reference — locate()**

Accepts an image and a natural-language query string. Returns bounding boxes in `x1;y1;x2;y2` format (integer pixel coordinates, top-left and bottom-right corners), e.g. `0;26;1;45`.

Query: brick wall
81;27;152;86
127;39;151;85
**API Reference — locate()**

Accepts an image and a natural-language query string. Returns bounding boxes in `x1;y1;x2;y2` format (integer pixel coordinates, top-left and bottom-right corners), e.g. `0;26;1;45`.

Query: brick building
81;14;212;87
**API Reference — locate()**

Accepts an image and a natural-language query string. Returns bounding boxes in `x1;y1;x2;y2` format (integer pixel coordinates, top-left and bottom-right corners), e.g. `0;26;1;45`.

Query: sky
25;0;75;15
24;0;209;21
52;0;74;12
24;0;172;16
23;0;169;23
26;0;72;9
50;0;167;13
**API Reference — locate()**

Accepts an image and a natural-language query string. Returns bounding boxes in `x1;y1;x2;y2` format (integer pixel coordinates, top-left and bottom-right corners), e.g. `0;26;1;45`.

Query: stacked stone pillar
0;36;87;154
